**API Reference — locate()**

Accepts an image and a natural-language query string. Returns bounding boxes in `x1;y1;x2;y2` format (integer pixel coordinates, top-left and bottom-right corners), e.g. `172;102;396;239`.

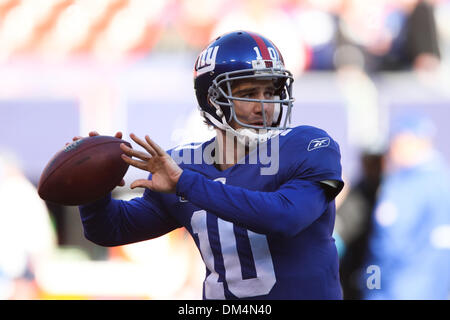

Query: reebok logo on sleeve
307;137;330;151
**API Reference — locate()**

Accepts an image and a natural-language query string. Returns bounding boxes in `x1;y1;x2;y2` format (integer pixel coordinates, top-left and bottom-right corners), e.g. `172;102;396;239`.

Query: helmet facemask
206;67;295;145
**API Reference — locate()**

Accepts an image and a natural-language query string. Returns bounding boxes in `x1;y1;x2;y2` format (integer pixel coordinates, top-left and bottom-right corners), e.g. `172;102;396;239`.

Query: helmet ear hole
208;95;233;123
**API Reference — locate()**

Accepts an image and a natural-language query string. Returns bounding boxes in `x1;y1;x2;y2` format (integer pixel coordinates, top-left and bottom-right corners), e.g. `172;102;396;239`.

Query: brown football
38;135;131;206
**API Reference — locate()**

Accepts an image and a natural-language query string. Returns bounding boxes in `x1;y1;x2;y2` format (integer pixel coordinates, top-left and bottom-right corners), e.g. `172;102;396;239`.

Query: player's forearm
78;194;121;246
176;170;329;237
78;194;174;246
78;194;143;246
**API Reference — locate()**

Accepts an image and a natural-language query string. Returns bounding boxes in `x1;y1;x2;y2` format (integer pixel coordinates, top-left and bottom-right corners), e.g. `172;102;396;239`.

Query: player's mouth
251;121;265;126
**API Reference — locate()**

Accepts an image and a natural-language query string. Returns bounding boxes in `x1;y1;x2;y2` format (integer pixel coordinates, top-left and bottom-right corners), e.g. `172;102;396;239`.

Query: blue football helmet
194;31;294;140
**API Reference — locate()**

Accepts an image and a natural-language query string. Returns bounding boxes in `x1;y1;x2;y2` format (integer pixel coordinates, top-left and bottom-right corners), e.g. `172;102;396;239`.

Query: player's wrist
170;169;183;193
175;169;194;198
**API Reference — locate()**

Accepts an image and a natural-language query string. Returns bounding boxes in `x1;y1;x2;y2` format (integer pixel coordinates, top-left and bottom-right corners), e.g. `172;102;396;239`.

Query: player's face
230;79;276;130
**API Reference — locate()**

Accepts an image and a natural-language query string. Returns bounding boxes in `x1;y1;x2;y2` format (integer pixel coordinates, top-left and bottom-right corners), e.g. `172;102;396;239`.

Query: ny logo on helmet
196;45;219;76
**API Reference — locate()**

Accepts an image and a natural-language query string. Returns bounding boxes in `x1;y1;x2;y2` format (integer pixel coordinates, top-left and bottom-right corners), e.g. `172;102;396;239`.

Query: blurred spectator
293;0;343;71
434;0;450;61
173;0;228;51
211;0;308;76
335;151;384;299
336;0;441;72
333;0;392;71
363;112;450;300
0;152;57;299
379;0;441;72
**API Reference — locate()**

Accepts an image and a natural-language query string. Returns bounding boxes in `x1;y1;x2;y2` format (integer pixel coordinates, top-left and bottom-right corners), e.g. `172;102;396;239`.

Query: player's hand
68;131;123;141
120;133;183;194
65;131;125;187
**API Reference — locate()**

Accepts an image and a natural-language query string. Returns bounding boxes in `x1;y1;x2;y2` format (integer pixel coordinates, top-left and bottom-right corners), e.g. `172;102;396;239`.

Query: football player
79;31;344;299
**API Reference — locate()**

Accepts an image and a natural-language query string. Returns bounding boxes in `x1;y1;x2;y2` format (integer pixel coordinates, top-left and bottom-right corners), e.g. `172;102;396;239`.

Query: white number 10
253;46;278;60
191;209;276;299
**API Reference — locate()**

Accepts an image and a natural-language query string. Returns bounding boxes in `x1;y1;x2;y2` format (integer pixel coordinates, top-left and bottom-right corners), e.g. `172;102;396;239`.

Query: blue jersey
79;126;344;299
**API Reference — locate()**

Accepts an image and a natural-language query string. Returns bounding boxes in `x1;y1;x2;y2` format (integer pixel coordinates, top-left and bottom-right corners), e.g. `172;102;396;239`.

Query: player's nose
252;101;270;125
252;91;267;112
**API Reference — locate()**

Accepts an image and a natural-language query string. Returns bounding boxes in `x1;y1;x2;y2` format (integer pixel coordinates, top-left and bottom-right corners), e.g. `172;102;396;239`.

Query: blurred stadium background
0;0;449;299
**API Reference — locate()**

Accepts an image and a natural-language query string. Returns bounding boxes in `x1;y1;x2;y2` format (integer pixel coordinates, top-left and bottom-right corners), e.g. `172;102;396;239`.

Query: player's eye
264;90;275;99
237;90;255;98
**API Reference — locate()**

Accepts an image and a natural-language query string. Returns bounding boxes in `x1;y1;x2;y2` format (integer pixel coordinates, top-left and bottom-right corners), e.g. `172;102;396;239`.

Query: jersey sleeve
176;169;330;238
79;177;181;247
284;127;344;199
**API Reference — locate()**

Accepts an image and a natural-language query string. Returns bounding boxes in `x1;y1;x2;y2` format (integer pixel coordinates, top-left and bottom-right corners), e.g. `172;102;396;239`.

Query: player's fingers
129;133;157;157
121;154;149;171
120;143;151;161
115;131;123;139
145;135;165;156
88;131;99;137
130;179;153;190
72;136;83;141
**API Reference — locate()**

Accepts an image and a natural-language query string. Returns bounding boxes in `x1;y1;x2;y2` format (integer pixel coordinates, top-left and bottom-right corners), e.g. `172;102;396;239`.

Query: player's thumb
130;179;153;190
